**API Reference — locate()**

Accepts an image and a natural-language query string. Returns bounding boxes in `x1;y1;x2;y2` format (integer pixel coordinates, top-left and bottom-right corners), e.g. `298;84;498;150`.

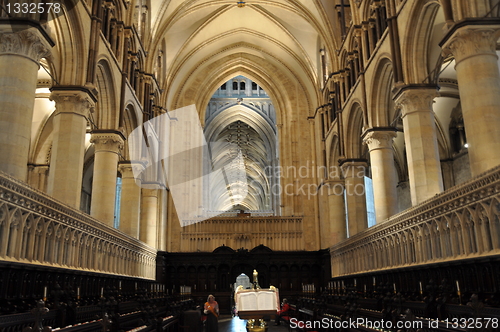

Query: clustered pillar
395;87;443;206
140;187;159;248
47;89;96;208
341;160;368;237
90;131;124;227
326;179;347;245
0;26;52;180
363;130;398;223
441;26;500;176
119;161;145;238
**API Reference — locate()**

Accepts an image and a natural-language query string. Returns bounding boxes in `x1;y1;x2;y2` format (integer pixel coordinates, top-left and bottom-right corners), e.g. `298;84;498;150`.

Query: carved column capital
340;160;368;178
90;132;124;154
441;26;500;65
0;28;52;64
324;179;345;196
118;161;146;179
394;88;439;118
363;130;397;152
50;90;96;118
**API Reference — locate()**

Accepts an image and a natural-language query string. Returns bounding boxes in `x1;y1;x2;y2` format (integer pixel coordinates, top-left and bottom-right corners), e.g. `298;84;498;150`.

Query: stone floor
217;315;291;332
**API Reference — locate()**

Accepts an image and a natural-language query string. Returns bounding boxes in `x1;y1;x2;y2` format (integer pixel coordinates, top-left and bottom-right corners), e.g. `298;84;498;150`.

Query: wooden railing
330;165;500;276
0;171;156;279
180;216;304;251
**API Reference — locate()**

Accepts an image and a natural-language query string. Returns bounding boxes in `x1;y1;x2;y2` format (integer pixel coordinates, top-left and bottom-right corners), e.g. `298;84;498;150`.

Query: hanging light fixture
237;1;246;8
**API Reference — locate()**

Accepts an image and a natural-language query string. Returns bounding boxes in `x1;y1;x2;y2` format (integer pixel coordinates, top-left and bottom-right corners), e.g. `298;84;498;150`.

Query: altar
233;270;279;332
234;287;279;320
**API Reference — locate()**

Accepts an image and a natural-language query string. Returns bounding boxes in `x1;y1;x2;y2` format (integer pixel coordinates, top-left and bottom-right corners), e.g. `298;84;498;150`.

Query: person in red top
275;298;290;325
204;294;219;332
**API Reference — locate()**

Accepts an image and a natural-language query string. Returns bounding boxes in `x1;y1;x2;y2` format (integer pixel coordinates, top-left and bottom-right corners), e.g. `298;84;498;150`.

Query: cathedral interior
1;0;500;331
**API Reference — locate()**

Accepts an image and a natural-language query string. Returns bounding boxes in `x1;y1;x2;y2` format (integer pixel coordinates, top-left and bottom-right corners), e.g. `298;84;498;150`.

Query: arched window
221;83;227;90
252;82;257;90
113;177;122;229
233;81;238;90
240;81;246;91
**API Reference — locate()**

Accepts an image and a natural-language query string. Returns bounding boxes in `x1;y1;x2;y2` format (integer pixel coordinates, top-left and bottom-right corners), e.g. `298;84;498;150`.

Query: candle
77;287;80;298
135;282;137;291
456;280;461;294
101;287;104;297
43;286;47;300
354;279;357;287
419;282;423;295
373;276;376;286
393;283;396;294
119;281;122;290
364;284;366;293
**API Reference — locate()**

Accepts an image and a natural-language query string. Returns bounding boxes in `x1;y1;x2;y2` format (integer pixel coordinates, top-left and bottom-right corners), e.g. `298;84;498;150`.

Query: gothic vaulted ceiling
146;0;336;114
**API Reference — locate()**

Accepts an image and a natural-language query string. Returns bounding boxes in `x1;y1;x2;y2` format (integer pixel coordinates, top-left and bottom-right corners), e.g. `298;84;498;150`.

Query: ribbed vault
148;0;325;249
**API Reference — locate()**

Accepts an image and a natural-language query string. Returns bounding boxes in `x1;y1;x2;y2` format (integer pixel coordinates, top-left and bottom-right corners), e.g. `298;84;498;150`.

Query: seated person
275;298;291;325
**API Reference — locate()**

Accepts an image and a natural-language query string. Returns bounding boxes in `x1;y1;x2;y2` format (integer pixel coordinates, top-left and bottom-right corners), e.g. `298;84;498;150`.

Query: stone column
395;87;443;205
0;26;52;180
140;187;159;248
28;165;49;192
341;160;368;237
441;26;500;176
363;130;398;222
90;131;124;226
326;179;347;245
118;161;144;238
47;89;96;208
